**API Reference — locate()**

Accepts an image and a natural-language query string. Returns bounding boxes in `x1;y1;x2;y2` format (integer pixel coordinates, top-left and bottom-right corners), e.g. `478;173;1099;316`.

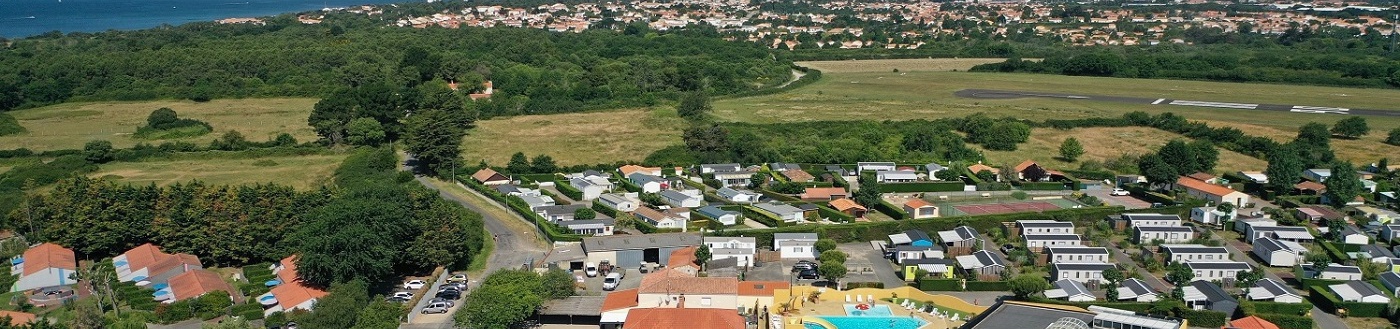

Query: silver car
422;301;450;314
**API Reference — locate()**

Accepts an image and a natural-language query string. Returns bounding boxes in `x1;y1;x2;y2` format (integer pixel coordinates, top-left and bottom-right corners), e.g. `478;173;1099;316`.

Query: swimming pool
800;304;927;329
842;304;894;316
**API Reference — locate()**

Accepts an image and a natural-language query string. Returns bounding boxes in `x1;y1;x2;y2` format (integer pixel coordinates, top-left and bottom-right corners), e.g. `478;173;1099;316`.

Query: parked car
585;263;598;277
792;260;817;272
447;274;468;283
436;289;461;300
422;302;451;314
389;291;413;301
403;280;426;290
602;272;623;291
429;297;455;308
283;322;298;329
797;269;819;280
443;282;468;291
1110;188;1130;196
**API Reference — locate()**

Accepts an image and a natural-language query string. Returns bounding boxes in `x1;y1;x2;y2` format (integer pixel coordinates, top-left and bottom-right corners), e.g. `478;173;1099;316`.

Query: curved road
415;176;549;272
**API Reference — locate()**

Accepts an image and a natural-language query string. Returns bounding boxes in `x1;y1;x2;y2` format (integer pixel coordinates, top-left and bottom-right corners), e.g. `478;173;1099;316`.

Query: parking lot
1086;190;1152;209
407;274;469;324
743;243;904;288
573;268;643;294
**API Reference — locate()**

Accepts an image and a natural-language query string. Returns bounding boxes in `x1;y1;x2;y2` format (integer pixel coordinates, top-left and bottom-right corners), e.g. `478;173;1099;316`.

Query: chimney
677;294;686;308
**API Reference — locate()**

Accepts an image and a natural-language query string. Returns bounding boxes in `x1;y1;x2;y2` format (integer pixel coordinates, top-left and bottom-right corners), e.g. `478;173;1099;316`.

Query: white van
602;272;623;291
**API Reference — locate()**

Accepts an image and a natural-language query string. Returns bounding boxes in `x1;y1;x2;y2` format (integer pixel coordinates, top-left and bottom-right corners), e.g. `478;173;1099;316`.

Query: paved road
955;88;1400;118
540;184;577;204
1211;229;1346;329
417;177;549;274
1109;241;1172;292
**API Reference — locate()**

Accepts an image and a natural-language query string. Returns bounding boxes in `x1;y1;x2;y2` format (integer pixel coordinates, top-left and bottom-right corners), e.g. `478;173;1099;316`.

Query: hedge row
1017;181;1067;191
964;281;1009;291
808;203;856;223
1316;241;1350;264
461;178;584;242
843;282;885;290
759;189;802;202
918;278;962;291
1063;169;1116;181
882;182;965;193
873;199;908;220
518;174;556;183
1175;308;1228;327
553;179;585;200
1254;313;1312;329
1308;285;1387;317
741;206;789;228
1250;301;1312;315
1029;299;1152;313
716;206;1125;247
591;200;619;218
1299;277;1348;290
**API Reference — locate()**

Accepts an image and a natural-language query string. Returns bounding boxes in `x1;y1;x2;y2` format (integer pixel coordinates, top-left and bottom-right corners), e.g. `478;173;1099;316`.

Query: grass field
0;98;319;151
974;127;1269;173
460;108;687;166
795;58;1010;73
90;153;347;190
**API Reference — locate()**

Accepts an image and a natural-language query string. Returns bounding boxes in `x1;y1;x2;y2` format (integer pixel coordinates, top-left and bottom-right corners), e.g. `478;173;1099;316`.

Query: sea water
0;0;414;38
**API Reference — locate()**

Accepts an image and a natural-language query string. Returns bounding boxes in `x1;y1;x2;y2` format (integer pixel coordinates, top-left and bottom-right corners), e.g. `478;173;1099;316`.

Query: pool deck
785;299;966;329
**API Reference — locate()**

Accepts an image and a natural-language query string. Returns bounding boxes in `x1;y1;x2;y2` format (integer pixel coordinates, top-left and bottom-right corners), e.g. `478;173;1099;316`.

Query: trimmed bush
874;199;908;219
591;201;619;218
740;206;788;228
882;182;965;193
553;179;584;200
1017;181;1067;191
918;278;962;291
843;282;885;290
1175;308;1228;327
1251;301;1312;315
758;189;802;202
1255;313;1312;329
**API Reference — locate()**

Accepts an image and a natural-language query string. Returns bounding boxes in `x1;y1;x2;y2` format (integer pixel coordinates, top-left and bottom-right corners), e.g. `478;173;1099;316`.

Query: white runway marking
1151;98;1166;105
1289;106;1349;114
1168;100;1258;109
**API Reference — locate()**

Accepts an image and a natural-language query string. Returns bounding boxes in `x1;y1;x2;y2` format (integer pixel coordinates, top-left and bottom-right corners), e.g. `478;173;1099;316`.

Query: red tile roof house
1174;176;1251;207
471;168;510;186
799;187;847;201
258;255;328;316
167;268;238;303
113;243;203;286
9;243;77;293
623;308;744;329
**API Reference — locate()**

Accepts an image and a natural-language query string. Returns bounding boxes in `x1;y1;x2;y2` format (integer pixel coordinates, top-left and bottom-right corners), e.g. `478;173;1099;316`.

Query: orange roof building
471;168;509;185
904;198;939;219
1013;160;1039;173
1175;176;1251;207
828;198;867;217
168;269;236;302
11;243;77;292
1223;315;1280;329
782;169;815;182
799;187;847;201
602;288;640;312
262;255;328;316
114;243;203;285
624;308;744;329
619;164;662;177
968;163;1000;175
0;311;35;326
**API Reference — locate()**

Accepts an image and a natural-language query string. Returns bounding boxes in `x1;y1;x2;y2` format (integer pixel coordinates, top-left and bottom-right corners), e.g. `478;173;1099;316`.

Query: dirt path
776;69;806;89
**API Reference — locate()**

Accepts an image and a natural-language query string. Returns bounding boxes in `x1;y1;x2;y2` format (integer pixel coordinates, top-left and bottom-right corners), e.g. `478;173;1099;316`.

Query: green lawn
0;98;319;151
90;153;348;190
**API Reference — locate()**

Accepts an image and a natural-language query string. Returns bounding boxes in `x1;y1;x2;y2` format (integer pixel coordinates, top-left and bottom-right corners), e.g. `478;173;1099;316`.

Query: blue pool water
842;304;894;316
803;304;926;329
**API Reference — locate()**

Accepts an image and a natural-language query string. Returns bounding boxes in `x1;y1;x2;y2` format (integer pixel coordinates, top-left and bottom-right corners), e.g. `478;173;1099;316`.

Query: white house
597;193;640;212
877;171;918;183
1132;226;1195;244
955;250;1007;278
1120;213;1183;227
570;177;614;200
714;170;758;188
1237;171;1268;184
1380;272;1400;296
1051;263;1116;284
1189;207;1234;227
937;226;980;251
1160;245;1230;264
634;206;687;231
1017;220;1076;235
1045;279;1097;302
1176;176;1250;207
659;190;704;208
1381;225;1400;242
893;245;943;265
754;203;805;223
520;195;556;210
925;163;947;179
1247;226;1315;244
1249;279;1304;303
1337;225;1370;245
1317;264;1363;280
628;173;667;193
857;162;897;172
904;199;938;219
773;233;817;259
1185;261;1252;282
10;243;77;293
1183;281;1239;315
1045;247;1110;264
1304;168;1332;182
699;163;741;174
1234;217;1276;235
535;204;591;222
1329;281;1389;303
1117;278;1161;302
703;237;756;268
695;206;739;226
1024;234;1082;251
716;187;761;203
1252;237;1306;267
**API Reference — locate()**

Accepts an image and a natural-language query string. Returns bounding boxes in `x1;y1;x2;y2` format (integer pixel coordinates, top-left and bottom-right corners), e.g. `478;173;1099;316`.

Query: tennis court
945;199;1080;216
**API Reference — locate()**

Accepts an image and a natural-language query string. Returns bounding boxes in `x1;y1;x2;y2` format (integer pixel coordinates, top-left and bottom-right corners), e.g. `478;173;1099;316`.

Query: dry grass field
90;153;348;190
460;108;687;166
1192;119;1400;164
795;58;1010;73
0;98;320;151
974;127;1268;173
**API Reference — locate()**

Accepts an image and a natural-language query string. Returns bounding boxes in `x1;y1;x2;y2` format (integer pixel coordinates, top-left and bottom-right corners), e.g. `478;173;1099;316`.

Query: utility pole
1392;0;1398;55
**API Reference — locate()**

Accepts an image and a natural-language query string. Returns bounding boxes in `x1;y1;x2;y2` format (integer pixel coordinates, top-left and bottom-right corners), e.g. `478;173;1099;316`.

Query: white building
597;193;640;212
1045;279;1097;302
1045;247;1110;264
10;243;77;293
1317;264;1363;280
773;233;817;259
716;187;761;203
569;176;614;200
1024;234;1083;251
1116;278;1160;302
1051;263;1116;284
1017;220;1075;235
1160;245;1230;264
1329;281;1389;303
628;173;666;193
1252;237;1306;267
703;237;756;268
1120;213;1183;227
754;202;805;223
1185;261;1252;282
1189;207;1234;226
876;171;918;183
1132;226;1195;244
1248;279;1303;303
659;190;704;208
857;162;896;172
634;206;687;232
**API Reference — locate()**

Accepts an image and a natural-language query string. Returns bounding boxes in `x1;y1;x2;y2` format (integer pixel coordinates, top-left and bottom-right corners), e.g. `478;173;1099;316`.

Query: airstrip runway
954;89;1400;117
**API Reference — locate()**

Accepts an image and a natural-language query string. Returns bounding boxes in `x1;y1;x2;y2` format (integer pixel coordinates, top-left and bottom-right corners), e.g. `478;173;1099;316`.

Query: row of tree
659;117;990;166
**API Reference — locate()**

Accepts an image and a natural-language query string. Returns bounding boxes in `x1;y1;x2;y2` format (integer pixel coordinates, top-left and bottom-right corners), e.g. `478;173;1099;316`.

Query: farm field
795;58;1009;73
0;98;320;151
460;108;687;166
975;127;1270;173
89;153;348;190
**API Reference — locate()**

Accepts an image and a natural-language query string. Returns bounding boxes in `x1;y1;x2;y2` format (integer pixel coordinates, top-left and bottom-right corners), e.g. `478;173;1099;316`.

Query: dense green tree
1008;274;1049;299
1235;269;1264;296
1387;128;1400;146
817;261;847;285
695;244;712;270
345;118;387;146
455;271;547;329
1164;261;1193;299
539;268;576;300
294;195;411;286
1297;122;1331;148
147;108;179;128
1157;140;1196;173
403;109;467;177
349;299;402;329
1058;137;1084;162
1330;116;1369;139
1323;161;1362;207
677;91;712;121
530;154;557;174
82;140;113;163
975;170;996;182
1265;143;1305;193
1137;154;1177;188
853;173;881;208
682;124;731;163
573;208;596;220
300;280;370;329
1306;252;1332;271
1188;140;1219;173
819;250;847;264
814;239;837;254
506;152;531;174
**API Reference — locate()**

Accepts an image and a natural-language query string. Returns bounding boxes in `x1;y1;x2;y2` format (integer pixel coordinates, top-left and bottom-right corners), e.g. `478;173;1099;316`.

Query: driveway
1087;191;1151;209
1109;241;1171;292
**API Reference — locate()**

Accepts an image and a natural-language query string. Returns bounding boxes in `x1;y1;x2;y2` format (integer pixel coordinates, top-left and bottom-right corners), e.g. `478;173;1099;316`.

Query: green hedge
1251;301;1312;315
1064;169;1116;181
1308;284;1388;317
741;206;788;228
882;182;965;193
553;179;584;200
843;282;885;290
1317;241;1350;263
1175;308;1228;327
592;200;619;218
964;281;1009;291
918;278;962;291
461;177;584;242
1254;313;1312;329
713;206;1125;246
873;199;908;219
1018;181;1067;191
519;174;556;183
618;178;642;193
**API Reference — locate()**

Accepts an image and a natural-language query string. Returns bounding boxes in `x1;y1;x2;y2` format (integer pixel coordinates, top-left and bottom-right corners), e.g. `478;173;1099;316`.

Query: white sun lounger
845;295;852;302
